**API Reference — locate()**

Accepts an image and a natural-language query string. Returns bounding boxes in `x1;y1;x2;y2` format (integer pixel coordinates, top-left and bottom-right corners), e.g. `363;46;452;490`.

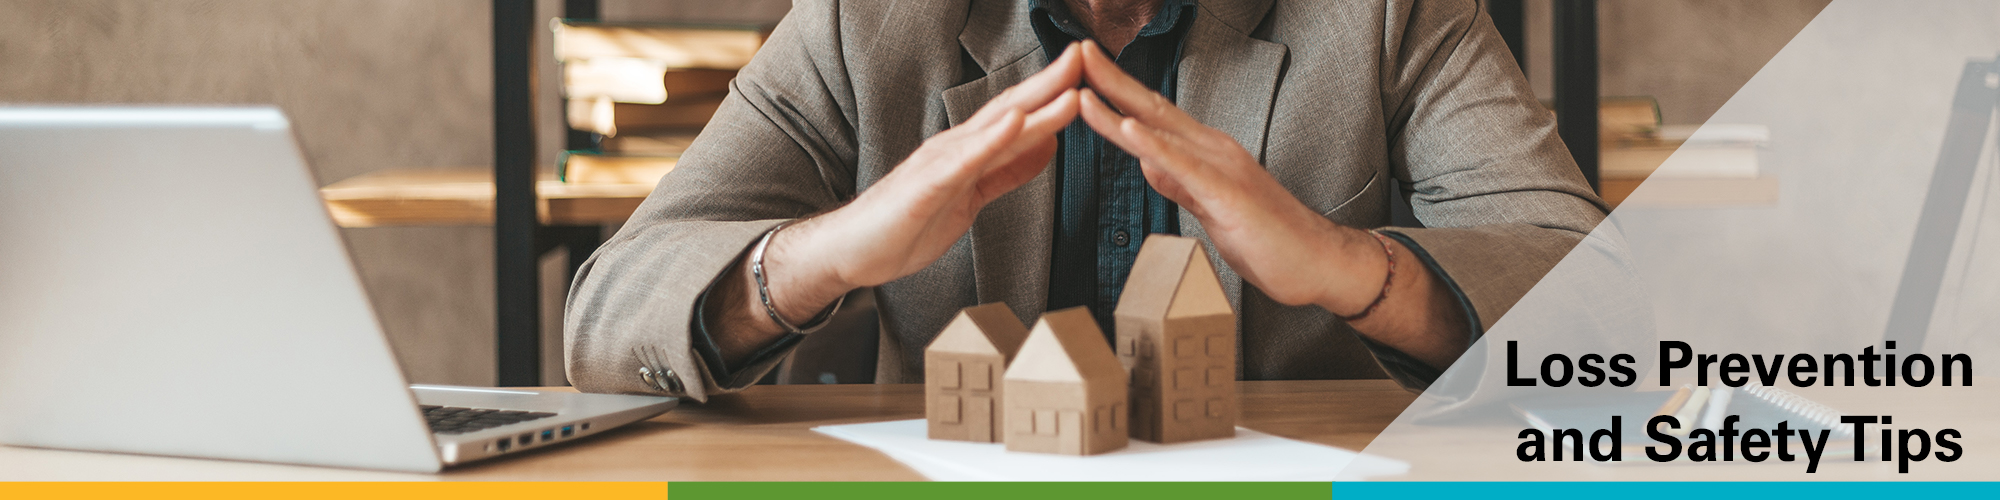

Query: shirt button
1112;230;1131;247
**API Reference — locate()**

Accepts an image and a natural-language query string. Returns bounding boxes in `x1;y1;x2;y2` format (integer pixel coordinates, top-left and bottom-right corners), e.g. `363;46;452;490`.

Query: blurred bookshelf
1590;97;1780;208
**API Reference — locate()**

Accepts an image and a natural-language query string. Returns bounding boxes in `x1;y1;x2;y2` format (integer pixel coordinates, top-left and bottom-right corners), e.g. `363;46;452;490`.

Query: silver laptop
0;107;675;473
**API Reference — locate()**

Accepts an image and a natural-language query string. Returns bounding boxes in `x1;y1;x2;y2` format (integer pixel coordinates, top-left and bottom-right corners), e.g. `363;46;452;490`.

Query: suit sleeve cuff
688;278;806;390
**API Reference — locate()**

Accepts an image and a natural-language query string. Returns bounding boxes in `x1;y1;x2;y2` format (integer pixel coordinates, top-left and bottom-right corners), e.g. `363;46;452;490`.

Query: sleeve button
640;366;683;393
660;368;684;392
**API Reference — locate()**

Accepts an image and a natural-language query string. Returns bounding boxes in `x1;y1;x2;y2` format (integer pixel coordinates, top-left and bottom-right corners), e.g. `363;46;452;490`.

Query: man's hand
1072;41;1468;367
708;43;1087;362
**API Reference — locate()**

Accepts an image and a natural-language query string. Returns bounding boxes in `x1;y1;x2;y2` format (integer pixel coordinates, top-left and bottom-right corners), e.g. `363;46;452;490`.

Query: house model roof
1004;307;1125;383
925;302;1030;363
1114;235;1234;321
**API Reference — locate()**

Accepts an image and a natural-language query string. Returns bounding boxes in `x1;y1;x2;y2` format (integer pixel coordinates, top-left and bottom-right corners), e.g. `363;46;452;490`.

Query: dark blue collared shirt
1032;0;1196;337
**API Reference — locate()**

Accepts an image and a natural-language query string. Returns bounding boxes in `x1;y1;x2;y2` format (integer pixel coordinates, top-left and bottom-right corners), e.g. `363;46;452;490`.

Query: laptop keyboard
421;405;556;435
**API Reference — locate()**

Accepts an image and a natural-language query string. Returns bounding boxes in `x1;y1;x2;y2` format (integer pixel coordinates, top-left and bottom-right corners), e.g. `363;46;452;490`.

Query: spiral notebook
1509;385;1853;462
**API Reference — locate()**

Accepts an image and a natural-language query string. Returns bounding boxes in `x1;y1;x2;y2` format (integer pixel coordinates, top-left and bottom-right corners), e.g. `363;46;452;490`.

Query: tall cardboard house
1002;307;1129;455
1114;235;1238;443
924;302;1030;442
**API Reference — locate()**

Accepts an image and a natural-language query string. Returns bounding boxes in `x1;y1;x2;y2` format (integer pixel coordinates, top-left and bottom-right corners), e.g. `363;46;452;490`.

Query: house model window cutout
923;302;1030;443
1114;235;1238;444
1001;306;1129;455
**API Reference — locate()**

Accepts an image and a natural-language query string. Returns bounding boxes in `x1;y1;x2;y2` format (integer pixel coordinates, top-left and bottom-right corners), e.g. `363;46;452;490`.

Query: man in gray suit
564;0;1605;402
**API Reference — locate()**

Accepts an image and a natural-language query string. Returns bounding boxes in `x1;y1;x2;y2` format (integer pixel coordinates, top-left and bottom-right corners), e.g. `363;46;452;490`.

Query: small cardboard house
1114;235;1238;443
1001;306;1129;455
924;302;1030;442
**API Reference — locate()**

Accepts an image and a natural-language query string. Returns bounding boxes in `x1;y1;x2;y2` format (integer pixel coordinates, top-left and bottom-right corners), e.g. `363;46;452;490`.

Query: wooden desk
0;380;1416;481
319;167;655;228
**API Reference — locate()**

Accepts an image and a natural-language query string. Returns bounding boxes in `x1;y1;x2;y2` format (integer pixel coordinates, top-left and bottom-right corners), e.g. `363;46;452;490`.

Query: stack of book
552;19;768;184
1599;97;1764;180
1592;97;1777;207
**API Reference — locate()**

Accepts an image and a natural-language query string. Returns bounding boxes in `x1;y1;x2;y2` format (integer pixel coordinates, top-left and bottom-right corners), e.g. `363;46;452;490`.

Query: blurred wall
0;0;502;385
1520;0;1832;125
1600;0;1832;125
0;0;1822;386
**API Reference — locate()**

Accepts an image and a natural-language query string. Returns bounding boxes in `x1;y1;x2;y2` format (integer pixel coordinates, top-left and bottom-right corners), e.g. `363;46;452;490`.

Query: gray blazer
564;0;1606;402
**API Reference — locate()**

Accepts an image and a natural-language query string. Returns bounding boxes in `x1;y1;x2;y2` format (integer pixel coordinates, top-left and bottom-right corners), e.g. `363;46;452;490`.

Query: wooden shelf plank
1602;175;1779;208
320;167;657;227
324;167;1768;227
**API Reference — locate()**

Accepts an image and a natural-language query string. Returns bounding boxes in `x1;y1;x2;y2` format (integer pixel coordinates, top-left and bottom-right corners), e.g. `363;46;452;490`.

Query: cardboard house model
1114;235;1238;444
924;302;1030;443
1001;307;1129;455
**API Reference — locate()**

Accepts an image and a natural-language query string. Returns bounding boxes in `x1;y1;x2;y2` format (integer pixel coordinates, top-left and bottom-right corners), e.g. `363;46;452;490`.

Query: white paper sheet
813;419;1409;481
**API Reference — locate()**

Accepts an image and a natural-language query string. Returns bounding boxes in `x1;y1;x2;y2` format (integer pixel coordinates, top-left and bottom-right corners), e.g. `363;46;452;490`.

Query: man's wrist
756;218;854;328
1314;223;1392;315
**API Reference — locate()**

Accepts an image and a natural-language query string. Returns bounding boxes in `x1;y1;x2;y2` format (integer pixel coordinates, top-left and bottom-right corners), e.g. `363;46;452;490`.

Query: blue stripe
1331;482;2000;499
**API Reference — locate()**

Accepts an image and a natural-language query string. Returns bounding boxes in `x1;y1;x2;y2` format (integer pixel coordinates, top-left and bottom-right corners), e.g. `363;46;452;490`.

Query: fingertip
1059;41;1085;68
1057;88;1083;114
1027;91;1081;131
1081;88;1114;116
1075;88;1109;120
978;110;1026;155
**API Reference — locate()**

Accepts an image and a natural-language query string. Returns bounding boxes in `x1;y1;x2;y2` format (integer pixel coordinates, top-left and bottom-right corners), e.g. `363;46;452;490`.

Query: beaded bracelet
1336;229;1396;323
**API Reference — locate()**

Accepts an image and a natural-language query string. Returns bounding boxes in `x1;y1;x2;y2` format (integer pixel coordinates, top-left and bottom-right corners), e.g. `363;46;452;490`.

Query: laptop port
561;426;574;438
580;422;591;431
518;434;533;446
541;429;554;442
496;439;512;452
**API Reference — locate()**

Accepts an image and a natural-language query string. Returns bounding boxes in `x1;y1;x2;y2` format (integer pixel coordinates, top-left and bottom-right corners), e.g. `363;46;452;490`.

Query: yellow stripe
0;482;668;500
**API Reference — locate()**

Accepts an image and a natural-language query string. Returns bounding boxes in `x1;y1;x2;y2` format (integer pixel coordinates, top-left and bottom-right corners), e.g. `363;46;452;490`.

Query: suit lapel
1176;0;1285;312
949;0;1056;324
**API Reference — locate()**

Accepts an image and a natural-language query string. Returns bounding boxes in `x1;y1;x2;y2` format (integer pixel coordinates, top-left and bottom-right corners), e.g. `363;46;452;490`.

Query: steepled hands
712;38;1470;376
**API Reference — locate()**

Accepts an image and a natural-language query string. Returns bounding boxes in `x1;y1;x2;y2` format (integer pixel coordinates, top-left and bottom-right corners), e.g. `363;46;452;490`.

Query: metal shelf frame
1487;0;1599;190
493;0;605;386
